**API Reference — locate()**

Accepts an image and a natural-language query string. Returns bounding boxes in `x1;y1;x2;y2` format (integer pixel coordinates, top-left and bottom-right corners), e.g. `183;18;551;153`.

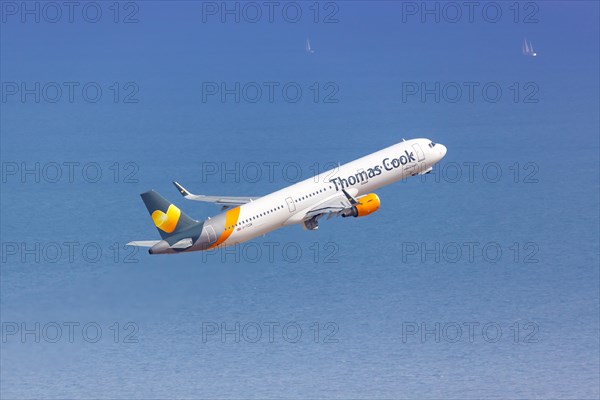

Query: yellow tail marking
208;206;240;249
151;204;181;233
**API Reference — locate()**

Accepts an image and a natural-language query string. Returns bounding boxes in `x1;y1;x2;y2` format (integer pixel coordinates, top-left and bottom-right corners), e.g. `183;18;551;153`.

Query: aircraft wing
173;181;260;206
303;189;357;220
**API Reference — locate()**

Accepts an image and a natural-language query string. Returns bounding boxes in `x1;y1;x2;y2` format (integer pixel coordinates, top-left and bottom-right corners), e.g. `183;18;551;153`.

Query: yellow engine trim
355;193;381;217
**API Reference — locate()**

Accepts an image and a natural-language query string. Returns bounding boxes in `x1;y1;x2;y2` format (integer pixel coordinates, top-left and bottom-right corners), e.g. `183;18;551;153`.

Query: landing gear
303;216;319;230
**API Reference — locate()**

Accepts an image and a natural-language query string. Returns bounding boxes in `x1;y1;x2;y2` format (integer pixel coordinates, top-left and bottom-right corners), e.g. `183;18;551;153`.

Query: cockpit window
428;141;436;148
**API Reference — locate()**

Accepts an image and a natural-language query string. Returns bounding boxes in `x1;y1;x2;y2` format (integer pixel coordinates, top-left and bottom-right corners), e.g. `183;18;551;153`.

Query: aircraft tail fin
140;190;199;239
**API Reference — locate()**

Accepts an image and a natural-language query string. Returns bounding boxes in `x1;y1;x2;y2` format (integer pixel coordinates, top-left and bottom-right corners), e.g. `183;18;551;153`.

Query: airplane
128;138;447;254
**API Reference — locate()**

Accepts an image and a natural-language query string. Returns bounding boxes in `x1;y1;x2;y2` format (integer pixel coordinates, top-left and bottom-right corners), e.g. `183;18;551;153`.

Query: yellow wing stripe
208;206;240;249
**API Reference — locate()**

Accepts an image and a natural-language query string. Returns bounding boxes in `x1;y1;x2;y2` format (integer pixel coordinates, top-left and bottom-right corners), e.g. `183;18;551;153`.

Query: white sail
306;38;314;54
523;39;530;55
522;38;537;56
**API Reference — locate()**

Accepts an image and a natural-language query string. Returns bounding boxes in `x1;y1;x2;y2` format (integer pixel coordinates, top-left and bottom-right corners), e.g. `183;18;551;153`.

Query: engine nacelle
341;193;381;218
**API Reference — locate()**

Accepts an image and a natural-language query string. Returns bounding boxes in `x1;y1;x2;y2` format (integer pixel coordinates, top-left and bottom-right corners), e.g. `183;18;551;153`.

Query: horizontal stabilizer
127;240;160;247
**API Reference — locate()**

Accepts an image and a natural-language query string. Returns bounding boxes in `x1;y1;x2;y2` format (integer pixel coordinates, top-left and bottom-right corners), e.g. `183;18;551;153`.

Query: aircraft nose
438;144;447;159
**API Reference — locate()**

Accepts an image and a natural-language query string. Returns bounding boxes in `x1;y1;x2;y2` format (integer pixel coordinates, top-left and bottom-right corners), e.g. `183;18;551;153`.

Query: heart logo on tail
151;204;181;233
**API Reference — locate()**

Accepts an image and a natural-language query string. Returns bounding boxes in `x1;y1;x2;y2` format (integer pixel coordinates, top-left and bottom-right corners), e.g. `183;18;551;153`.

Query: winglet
173;181;191;197
342;189;359;205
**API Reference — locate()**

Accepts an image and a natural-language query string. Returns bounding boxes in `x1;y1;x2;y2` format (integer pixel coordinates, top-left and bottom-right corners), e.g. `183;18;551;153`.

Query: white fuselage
192;138;447;250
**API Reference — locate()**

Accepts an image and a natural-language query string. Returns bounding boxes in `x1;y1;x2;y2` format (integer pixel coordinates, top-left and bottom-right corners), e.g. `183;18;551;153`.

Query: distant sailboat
522;38;538;57
306;38;315;54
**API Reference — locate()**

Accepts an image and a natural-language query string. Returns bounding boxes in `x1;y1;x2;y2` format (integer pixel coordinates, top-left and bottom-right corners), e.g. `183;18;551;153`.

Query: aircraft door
412;143;425;161
206;225;217;244
411;143;427;174
285;197;296;212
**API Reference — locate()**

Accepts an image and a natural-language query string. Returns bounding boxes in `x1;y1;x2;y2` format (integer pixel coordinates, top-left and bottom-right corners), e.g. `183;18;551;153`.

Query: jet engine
341;193;380;218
